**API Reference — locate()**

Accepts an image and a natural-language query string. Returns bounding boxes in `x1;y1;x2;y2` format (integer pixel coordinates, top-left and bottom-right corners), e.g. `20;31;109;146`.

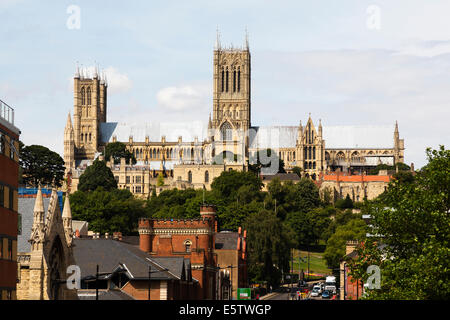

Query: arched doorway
48;235;66;300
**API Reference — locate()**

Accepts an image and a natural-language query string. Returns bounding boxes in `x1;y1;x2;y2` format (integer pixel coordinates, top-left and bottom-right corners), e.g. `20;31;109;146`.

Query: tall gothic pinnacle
62;193;72;219
245;27;249;50
65;112;73;131
75;62;80;78
33;184;44;215
215;27;221;50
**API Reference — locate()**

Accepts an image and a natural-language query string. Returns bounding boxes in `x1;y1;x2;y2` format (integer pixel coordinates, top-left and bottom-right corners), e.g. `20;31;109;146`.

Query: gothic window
188;171;192;183
87;87;91;105
325;152;330;160
220;122;232;141
226;68;229;92
205;171;209;183
238;67;241;92
89;133;91;142
221;68;225;92
308;146;312;159
337;152;345;161
153;149;156;159
304;147;307;160
313;146;316;160
313;162;316;169
81;87;86;105
233;68;236;92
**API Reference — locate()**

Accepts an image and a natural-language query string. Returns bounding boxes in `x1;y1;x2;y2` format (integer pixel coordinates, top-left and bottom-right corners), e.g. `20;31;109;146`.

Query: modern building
63;32;405;198
0;98;20;300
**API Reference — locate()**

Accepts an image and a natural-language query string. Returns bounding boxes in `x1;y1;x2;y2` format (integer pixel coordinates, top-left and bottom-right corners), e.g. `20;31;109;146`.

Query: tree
78;159;117;192
70;187;146;235
292;166;302;178
248;149;285;175
335;194;354;209
157;173;165;186
244;210;292;287
323;218;367;270
103;142;136;165
210;170;262;201
20;144;65;187
348;146;450;299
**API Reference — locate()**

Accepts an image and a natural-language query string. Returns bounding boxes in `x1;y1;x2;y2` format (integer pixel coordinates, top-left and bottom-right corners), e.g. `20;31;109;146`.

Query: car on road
310;288;320;297
312;285;322;294
321;290;331;299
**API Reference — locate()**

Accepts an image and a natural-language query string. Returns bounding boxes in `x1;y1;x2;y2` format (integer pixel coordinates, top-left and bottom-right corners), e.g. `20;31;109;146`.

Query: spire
62;193;72;219
75;62;80;78
208;113;212;129
395;120;399;133
318;119;323;137
214;27;221;50
65;112;73;131
244;27;249;50
33;184;44;217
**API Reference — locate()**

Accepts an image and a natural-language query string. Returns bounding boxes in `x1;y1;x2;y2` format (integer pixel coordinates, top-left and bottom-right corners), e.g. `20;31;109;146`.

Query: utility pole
96;264;99;300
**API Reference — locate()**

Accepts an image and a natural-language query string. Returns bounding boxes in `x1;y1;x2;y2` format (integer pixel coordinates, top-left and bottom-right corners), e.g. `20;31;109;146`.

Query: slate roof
18;197;51;253
77;289;135;300
249;126;298;149
72;238;192;281
323;125;394;149
248;125;395;150
215;232;239;250
99;121;207;144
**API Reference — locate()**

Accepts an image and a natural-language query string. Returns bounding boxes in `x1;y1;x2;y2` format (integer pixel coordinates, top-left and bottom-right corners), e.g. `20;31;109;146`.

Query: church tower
296;115;325;180
212;31;251;134
73;65;107;161
211;31;251;163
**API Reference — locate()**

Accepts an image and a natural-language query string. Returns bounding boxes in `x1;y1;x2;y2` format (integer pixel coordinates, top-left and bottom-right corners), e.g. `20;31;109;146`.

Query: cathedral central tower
212;32;251;134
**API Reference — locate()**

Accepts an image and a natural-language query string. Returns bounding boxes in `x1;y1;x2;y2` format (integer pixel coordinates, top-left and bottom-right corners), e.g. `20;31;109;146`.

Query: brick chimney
138;218;152;253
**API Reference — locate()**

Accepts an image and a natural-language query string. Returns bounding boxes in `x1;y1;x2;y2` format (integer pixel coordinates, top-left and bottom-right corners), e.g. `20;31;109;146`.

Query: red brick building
0;99;20;300
138;205;218;299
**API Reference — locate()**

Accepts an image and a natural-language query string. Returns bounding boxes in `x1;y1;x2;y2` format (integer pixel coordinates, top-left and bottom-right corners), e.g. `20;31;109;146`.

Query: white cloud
156;83;211;112
68;66;132;94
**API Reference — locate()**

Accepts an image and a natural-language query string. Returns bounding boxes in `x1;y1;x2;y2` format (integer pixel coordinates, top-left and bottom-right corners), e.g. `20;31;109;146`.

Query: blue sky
1;0;450;168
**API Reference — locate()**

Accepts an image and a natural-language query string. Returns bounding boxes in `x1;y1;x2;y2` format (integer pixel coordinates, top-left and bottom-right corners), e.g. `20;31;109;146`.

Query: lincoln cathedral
64;33;405;198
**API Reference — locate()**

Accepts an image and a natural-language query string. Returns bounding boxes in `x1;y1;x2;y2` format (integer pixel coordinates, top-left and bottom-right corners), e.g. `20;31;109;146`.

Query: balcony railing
0;99;15;126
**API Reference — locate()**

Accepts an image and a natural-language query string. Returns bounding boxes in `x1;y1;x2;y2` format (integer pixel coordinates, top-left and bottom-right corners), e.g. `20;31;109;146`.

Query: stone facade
16;187;78;300
64;33;405;196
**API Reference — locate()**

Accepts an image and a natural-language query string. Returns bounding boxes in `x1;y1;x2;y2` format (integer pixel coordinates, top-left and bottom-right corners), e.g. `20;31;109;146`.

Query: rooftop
0;99;20;135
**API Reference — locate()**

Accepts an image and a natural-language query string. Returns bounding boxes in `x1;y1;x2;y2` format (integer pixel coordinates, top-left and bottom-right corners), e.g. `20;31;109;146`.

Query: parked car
312;285;322;294
310;288;320;297
321;290;331;299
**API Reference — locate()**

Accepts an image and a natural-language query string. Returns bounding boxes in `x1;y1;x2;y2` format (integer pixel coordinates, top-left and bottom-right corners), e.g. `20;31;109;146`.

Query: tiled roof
323;174;391;182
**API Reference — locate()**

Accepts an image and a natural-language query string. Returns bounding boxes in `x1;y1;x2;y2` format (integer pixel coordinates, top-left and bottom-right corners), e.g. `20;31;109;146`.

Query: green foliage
348;146;450;300
210;170;262;201
244;210;292;287
70;187;145;235
323;218;367;270
78;159;117;192
19;143;65;187
335;194;354;209
157;173;165;186
103;142;136;165
248;149;285;175
292;166;302;177
368;162;410;175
